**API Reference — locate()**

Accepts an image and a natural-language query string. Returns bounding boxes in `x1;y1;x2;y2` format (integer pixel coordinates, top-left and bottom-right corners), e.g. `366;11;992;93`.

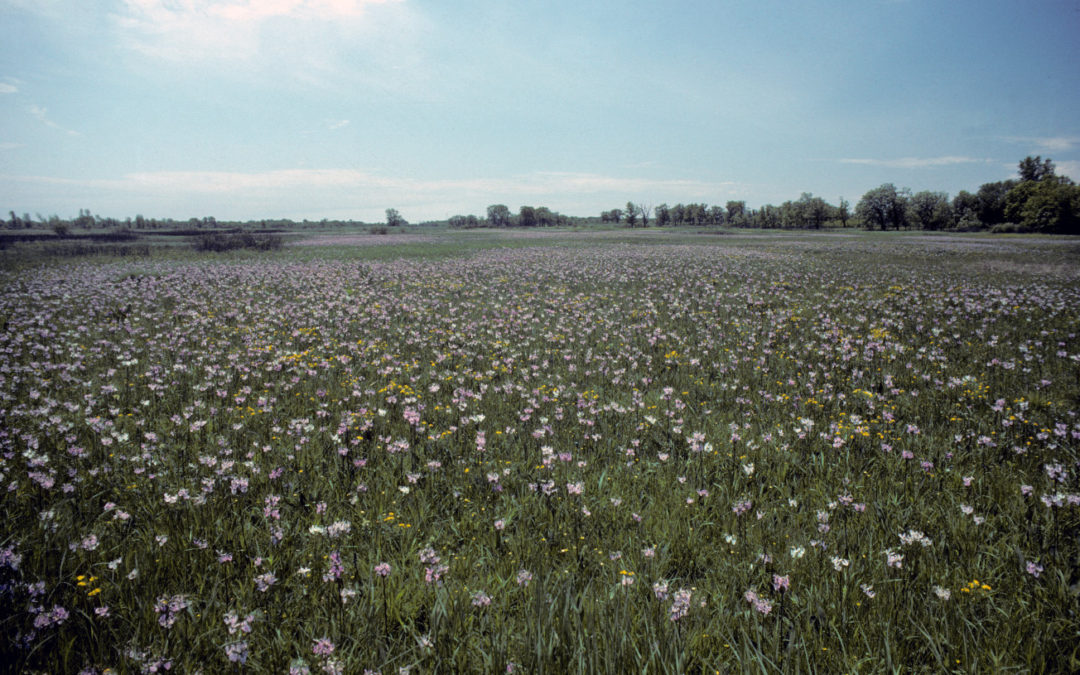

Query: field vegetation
1;231;1078;673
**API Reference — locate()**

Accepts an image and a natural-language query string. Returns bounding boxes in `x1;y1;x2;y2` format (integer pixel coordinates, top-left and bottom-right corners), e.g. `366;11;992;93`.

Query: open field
1;230;1079;673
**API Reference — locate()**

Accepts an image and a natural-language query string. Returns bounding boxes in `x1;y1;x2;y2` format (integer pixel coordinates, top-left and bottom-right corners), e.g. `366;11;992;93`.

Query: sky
1;0;1079;223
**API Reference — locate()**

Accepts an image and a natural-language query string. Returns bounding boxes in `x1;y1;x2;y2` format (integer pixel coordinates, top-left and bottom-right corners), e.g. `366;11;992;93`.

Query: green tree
487;204;511;228
654;203;670;227
976;180;1015;225
909;191;953;230
625;202;637;227
837;198;850;228
1018;155;1056;182
726;201;747;226
856;184;909;230
535;206;555;227
952;190;980;228
637;203;652;227
518;206;537;228
385;208;407;227
1005;178;1080;233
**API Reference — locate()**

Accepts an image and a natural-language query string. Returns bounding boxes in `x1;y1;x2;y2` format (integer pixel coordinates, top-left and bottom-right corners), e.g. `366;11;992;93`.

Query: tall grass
0;234;1077;673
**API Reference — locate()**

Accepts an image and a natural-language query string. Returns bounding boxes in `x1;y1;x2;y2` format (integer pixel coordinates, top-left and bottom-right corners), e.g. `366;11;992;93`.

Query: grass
0;230;1078;673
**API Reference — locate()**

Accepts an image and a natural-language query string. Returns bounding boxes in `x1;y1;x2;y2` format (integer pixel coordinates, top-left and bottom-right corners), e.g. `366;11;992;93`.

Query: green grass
0;230;1078;673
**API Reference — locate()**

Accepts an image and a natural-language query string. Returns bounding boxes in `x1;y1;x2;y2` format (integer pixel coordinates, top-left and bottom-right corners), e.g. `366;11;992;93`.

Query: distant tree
1018;155;1056;183
1004;177;1080;233
654;203;670;227
856;184;909;230
976;180;1016;226
726;201;747;225
637;203;652;227
518;206;537;228
798;192;831;229
756;204;781;229
487;204;511;228
535;206;555;227
909;191;953;230
385;208;407;227
837;198;850;227
74;209;95;229
951;190;980;228
51;219;71;237
625;202;638;227
709;205;726;226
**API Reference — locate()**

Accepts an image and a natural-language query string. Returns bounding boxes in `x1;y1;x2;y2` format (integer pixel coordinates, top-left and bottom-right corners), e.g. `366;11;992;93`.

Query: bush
192;232;284;252
989;222;1031;234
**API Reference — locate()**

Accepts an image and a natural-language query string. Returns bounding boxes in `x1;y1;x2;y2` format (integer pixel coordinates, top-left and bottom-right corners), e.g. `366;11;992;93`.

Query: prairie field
1;230;1079;673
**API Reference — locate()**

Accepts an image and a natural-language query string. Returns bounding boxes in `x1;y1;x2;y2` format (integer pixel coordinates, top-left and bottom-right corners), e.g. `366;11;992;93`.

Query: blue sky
2;0;1079;222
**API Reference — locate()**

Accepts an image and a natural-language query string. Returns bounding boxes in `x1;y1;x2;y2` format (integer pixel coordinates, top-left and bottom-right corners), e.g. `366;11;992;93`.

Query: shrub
192;232;284;252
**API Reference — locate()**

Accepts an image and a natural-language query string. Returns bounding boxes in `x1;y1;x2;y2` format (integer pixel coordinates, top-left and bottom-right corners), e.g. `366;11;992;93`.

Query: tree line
5;157;1077;235
598;157;1079;234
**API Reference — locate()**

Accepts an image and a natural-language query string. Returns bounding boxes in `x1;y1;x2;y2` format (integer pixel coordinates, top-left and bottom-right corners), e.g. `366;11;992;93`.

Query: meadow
1;230;1078;673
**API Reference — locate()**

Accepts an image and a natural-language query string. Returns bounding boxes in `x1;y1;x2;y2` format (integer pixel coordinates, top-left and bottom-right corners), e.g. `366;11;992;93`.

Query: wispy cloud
0;82;16;94
1056;161;1080;180
328;119;350;130
1002;136;1080;153
837;156;992;169
113;0;404;62
0;142;22;150
27;104;79;136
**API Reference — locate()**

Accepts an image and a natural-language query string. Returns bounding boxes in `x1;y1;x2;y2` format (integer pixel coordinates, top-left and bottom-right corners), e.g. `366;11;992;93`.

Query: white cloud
0;142;22;150
0;82;16;94
113;0;404;62
837;156;992;169
27;104;79;136
328;119;350;130
1003;136;1080;153
1056;161;1080;181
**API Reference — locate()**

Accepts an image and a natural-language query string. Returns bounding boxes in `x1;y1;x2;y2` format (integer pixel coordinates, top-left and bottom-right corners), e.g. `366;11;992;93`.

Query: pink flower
374;562;391;577
312;637;335;656
471;591;492;607
772;574;790;593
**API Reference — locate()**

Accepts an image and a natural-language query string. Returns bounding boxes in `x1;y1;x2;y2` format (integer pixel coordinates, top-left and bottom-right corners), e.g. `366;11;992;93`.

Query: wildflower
1026;561;1044;578
653;580;669;601
899;529;932;547
772;574;790;593
254;572;277;592
154;595;188;628
789;546;806;559
860;584;875;598
885;548;904;569
516;569;533;586
934;586;951;600
831;556;850;571
312;638;335;656
669;589;692;621
225;641;249;664
374;562;391;577
471;591;492;607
